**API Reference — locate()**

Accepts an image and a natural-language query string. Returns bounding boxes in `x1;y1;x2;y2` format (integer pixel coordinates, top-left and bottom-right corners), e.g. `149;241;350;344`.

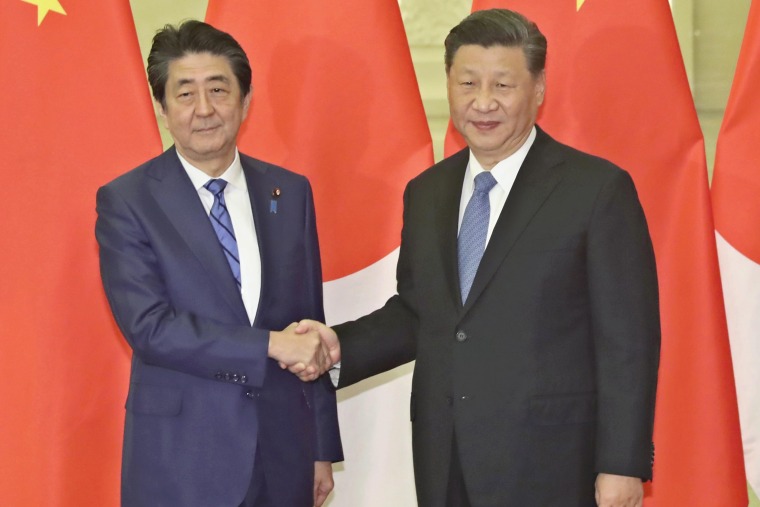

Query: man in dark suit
96;21;342;507
297;9;659;507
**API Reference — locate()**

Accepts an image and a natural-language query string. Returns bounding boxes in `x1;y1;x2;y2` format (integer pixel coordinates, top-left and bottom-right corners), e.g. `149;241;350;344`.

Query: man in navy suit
96;21;342;507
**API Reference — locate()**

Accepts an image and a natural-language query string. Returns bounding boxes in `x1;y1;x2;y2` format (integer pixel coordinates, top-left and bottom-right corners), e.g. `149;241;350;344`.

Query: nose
473;86;497;112
195;91;214;116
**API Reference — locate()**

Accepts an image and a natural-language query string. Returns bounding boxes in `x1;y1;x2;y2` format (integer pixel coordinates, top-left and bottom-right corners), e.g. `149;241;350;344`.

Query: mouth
193;125;221;134
471;121;500;131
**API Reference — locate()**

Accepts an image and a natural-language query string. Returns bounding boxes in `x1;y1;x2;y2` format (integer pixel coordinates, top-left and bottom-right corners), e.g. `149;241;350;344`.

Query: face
447;44;545;169
159;52;251;176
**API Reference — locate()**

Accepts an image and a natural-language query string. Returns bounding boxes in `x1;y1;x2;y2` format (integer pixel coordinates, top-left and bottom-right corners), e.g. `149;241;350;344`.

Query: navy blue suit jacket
96;148;342;507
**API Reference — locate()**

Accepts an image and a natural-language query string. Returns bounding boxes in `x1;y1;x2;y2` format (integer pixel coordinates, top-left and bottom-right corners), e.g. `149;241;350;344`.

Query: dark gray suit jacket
335;127;659;507
96;148;342;507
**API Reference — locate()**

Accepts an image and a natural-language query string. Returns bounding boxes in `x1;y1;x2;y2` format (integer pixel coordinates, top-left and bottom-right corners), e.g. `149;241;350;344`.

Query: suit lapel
434;149;469;311
148;148;249;323
462;128;564;314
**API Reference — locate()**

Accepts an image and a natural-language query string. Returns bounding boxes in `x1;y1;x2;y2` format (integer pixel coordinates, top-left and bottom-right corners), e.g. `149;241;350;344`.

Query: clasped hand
268;321;340;382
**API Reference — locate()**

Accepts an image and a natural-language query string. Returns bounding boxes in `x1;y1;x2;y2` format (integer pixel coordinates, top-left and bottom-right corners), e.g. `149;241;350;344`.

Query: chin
191;141;225;154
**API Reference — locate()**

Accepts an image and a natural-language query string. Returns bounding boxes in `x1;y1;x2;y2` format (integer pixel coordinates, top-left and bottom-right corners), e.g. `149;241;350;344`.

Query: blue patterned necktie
204;179;241;290
458;171;498;304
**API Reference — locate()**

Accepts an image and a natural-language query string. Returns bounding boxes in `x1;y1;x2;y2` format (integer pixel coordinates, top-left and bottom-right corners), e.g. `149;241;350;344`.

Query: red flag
206;3;433;505
205;0;434;282
712;0;760;499
713;0;760;264
0;1;162;505
447;1;747;505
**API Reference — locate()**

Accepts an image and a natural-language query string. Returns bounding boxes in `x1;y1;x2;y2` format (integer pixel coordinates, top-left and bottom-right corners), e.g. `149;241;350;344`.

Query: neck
176;148;236;178
472;127;533;170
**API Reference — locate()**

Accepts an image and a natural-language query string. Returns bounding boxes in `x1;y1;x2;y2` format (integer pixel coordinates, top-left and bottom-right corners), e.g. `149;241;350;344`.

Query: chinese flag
206;2;433;505
713;0;760;501
447;1;747;505
0;1;161;505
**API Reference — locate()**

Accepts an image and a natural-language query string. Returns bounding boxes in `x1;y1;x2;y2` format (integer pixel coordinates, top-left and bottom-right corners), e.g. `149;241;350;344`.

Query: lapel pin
270;187;281;214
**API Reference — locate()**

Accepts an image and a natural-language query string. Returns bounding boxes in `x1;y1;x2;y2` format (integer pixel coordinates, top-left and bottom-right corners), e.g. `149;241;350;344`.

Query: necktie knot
204;178;228;196
473;171;497;194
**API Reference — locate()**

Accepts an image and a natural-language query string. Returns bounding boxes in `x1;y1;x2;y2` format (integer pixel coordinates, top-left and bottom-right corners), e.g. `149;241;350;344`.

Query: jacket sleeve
333;183;419;389
302;181;343;462
587;169;660;480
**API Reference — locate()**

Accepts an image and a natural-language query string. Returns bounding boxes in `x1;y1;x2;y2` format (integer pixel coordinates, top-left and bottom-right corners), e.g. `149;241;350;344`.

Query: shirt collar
176;149;245;191
466;126;537;188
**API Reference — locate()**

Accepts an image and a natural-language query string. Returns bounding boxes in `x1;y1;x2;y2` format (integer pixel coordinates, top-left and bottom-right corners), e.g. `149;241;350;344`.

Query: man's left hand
595;473;643;507
314;461;334;507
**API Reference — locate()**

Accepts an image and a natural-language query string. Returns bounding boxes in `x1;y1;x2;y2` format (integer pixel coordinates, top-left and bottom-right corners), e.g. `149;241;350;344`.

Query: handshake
268;320;340;382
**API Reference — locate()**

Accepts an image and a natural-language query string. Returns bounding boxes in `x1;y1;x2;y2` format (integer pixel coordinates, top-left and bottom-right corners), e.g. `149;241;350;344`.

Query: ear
445;69;454;101
535;70;546;106
156;100;168;128
242;87;252;118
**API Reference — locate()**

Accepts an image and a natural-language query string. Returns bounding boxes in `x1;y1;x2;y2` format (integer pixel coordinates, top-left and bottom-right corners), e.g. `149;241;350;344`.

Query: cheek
451;110;468;130
449;99;469;121
501;100;523;119
174;113;196;130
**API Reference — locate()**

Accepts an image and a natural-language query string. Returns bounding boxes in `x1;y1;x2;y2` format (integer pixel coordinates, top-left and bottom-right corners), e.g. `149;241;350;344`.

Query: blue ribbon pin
270;187;281;214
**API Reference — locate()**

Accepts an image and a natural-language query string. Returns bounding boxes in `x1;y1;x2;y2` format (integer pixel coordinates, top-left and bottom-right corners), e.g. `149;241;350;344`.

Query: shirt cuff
328;361;341;387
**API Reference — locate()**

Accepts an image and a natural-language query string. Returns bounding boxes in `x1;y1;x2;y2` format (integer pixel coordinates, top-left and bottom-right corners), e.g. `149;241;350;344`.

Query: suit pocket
529;392;596;426
126;383;182;416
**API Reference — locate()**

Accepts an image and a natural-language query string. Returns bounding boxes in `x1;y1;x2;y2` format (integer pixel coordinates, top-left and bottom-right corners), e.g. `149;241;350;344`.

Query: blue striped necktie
204;179;241;290
458;171;498;304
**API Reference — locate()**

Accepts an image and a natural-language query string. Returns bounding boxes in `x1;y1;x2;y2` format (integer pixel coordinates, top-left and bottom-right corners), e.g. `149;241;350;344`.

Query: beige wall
689;0;751;177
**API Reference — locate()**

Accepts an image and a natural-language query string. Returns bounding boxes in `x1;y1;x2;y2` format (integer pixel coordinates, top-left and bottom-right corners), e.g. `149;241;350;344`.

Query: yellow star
577;0;586;10
21;0;67;26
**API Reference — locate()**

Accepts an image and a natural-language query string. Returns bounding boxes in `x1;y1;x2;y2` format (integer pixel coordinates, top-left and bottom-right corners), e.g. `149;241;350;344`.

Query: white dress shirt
177;150;262;325
457;126;537;246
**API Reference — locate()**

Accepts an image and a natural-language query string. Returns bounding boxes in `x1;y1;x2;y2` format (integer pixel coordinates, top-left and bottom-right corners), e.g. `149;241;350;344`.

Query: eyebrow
457;66;515;76
176;75;231;87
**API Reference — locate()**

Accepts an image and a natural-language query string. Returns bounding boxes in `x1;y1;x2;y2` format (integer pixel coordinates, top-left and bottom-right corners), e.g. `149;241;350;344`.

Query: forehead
450;44;528;74
167;52;236;87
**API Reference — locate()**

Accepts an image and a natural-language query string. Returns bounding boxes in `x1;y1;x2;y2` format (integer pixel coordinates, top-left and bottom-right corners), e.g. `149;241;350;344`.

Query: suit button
240;375;248;384
455;330;467;342
245;390;255;399
232;374;239;382
214;372;223;380
224;373;231;381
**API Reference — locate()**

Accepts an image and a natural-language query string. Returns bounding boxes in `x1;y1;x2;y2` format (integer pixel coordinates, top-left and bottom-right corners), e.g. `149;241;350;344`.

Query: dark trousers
446;433;472;507
239;444;271;507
